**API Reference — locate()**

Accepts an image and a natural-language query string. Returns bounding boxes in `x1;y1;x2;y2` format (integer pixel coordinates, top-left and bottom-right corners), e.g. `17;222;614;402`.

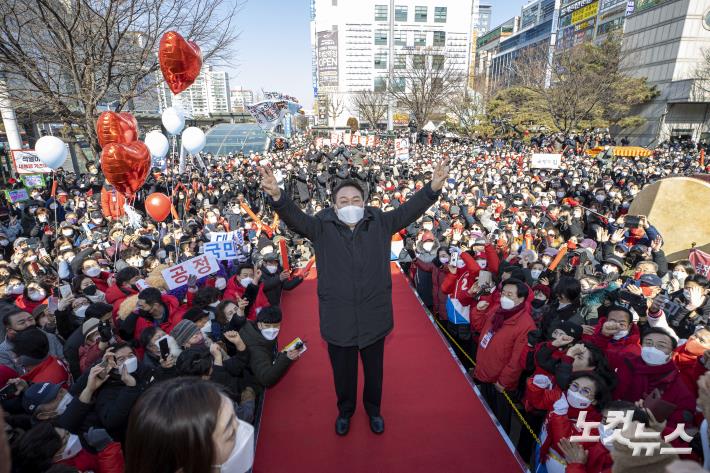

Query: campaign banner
20;174;45;188
203;241;240;261
161;254;220;290
246;100;288;129
531;153;562;169
395;138;409;161
11;150;60;174
317;30;339;88
330;131;344;144
689;249;710;277
209;231;237;242
3;188;29;203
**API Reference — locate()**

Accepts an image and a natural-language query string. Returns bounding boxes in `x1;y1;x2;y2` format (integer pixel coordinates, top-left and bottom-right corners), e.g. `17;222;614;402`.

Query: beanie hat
86;302;114;320
532;284;551;299
171;319;200;347
82;318;100;338
603;255;625;271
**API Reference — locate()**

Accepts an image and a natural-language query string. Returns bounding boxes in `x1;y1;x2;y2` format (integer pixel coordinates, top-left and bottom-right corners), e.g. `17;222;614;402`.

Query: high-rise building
168;65;231;117
231;88;255;112
621;0;710;145
473;16;520;91
476;4;492;34
310;0;475;128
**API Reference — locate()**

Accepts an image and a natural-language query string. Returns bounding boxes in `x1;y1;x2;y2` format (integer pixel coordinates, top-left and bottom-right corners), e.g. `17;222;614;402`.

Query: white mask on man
336;205;364;225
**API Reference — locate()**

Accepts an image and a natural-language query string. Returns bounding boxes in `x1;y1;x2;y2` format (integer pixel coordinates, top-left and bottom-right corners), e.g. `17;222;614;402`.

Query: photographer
62;303;114;380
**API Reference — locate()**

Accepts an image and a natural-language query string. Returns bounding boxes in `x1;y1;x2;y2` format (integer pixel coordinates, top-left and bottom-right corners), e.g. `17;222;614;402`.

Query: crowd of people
0;129;708;472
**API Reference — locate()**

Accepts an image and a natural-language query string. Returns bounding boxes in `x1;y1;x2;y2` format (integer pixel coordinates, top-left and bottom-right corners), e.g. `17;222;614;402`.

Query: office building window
433;31;445;47
415;6;427;22
395;5;408;21
375;4;388;21
434;6;447;23
375;30;388;45
414;31;426;46
374;77;387;92
413;55;425;69
374;52;388;69
392;77;406;92
394;30;407;46
394;54;406;69
432;55;445;70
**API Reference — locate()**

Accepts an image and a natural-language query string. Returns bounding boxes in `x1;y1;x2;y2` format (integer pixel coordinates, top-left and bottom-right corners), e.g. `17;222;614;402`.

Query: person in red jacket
671;326;710;397
101;183;126;221
583;305;641;358
14;282;49;314
473;278;536;433
609;327;697;436
79;257;112;293
122;288;187;342
104;267;141;324
224;263;270;320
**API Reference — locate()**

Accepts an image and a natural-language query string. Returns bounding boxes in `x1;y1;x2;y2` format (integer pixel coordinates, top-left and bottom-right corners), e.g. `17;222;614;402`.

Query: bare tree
0;0;239;162
692;47;710;99
350;89;387;130
325;93;344;130
387;48;466;131
446;81;492;137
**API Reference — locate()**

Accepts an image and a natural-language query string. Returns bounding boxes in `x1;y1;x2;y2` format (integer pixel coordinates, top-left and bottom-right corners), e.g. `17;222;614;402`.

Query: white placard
11;150;60;174
203;240;241;261
161;254;220;290
395;138;409;161
531;153;562;169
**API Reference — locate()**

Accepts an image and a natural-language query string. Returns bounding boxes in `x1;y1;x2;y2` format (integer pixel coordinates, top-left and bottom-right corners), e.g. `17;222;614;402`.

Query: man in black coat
259;158;448;436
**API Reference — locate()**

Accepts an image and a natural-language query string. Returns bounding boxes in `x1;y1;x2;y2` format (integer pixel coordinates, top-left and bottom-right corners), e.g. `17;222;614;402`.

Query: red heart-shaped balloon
101;142;151;197
96;111;138;148
159;31;202;95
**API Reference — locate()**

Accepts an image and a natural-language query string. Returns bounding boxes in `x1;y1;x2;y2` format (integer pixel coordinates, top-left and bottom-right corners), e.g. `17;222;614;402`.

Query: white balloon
144;131;170;159
34;136;68;170
161;107;185;135
181;127;206;155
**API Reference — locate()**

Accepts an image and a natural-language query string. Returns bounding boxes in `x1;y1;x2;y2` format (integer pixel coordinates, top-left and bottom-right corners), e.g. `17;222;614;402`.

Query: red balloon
96;111;138;148
101;142;151;197
158;31;202;95
145;193;172;222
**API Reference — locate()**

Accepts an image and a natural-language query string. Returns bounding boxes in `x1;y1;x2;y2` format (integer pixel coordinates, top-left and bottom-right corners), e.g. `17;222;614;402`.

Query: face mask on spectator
240;277;253;288
212;419;255;473
57;433;82;461
55;393;73;416
265;264;278;274
8;283;24;295
598;424;614;451
38;215;48;223
566;389;592;409
201;320;212;335
439;256;449;264
641;346;669;365
500;296;516;310
672;270;687;282
75;305;88;318
28;288;46;301
422;241;435;252
531;269;542;279
261;327;279;340
120;356;138;374
612;329;629;340
84;266;101;277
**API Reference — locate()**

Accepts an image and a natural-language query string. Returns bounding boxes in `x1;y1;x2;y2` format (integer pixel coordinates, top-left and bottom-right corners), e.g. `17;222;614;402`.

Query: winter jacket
540;300;584;337
260;263;303;306
672;343;707;398
105;283;138;323
239;321;293;388
271;182;440;348
472;300;536;390
583;317;641;358
119;294;186;341
223;279;270;320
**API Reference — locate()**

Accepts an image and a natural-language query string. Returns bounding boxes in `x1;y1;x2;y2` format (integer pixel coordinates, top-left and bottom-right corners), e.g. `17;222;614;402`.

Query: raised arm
259;166;322;241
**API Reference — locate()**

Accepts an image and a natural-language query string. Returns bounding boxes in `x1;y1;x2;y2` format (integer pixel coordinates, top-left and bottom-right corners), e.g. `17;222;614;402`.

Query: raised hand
431;157;450;192
258;166;282;201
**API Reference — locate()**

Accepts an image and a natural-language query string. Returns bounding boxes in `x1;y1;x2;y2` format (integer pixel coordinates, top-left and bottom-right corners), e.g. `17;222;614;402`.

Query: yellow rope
431;316;567;467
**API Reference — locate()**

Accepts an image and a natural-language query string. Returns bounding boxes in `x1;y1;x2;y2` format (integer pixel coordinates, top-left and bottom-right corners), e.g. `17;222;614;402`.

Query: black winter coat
272;183;440;348
239;321;293;388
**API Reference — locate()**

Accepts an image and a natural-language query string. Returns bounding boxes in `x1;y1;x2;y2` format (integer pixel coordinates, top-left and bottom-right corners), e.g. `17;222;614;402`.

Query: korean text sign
161;254;220;290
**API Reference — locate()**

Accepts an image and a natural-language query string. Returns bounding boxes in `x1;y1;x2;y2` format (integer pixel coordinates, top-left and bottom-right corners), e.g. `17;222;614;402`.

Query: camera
98;320;113;343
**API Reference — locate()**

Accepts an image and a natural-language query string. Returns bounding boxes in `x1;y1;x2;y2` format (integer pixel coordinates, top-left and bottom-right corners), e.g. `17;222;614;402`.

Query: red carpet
254;264;526;473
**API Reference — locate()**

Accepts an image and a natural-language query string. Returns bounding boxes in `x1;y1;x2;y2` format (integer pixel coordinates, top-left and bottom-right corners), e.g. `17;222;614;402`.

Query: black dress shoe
335;416;350;436
369;416;385;434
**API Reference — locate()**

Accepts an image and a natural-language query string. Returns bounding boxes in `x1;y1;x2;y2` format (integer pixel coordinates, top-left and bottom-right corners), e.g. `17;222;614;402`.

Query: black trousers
327;337;385;418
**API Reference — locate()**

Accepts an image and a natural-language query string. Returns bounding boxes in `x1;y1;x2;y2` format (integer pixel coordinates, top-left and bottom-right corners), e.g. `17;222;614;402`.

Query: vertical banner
395;138;410;161
317;30;339;88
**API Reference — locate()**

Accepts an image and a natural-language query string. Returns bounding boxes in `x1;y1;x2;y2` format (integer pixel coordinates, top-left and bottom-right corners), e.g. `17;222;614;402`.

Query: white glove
532;374;552;390
553;394;569;416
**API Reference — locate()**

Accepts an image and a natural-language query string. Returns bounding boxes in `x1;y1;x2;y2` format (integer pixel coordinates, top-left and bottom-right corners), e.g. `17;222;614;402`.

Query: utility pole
386;0;394;131
0;72;23;151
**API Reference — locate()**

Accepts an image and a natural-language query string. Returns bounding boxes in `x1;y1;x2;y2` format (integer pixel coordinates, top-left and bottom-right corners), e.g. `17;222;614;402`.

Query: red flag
279;239;290;273
689;248;710;277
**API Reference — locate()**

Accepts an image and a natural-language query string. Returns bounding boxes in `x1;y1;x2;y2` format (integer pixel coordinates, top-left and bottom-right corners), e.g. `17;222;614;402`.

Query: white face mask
265;264;278;274
422;241;435;252
8;283;25;295
641;346;669;366
84;267;101;278
602;265;617;275
500;296;516;310
672;271;687;282
201;320;212;335
261;327;279;340
239;277;253;288
215;277;227;290
57;433;82;461
87;291;106;303
612;329;629;340
56;393;73;415
212;418;255;473
531;269;542;279
683;289;691;300
336;205;364;225
74;305;88;318
28;289;46;301
566;389;592;409
120;356;138;374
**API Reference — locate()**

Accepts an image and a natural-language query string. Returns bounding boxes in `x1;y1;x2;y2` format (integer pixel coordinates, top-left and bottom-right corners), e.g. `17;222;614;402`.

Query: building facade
473;16;520;91
621;0;710;145
231;88;255;112
166;65;232;117
310;0;476;128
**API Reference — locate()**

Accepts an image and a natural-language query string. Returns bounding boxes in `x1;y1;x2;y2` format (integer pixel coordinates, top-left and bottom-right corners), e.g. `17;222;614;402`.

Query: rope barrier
430;316;567;467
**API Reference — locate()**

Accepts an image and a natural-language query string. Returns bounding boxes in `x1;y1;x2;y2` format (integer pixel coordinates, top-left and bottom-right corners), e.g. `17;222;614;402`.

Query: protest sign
20;174;45;188
3;189;29;203
209;231;237;242
690;248;710;277
395;139;409;161
203;241;240;261
531;153;562;169
11;150;60;174
161;254;220;290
